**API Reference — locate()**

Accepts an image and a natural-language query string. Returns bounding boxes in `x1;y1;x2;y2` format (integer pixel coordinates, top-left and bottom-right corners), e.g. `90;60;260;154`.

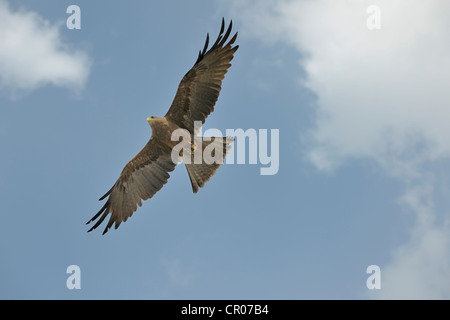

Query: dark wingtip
195;31;211;65
203;33;210;54
231;32;238;43
220;17;225;34
219;20;233;46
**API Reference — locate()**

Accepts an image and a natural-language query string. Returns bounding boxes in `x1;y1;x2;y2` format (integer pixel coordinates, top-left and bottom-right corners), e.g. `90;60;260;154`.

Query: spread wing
165;18;239;134
87;138;177;234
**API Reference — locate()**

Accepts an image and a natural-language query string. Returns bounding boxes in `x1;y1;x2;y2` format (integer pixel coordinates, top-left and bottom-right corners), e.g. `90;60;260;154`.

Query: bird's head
146;116;163;127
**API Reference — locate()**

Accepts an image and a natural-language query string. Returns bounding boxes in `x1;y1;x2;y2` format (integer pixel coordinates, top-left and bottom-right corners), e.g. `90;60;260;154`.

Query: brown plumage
87;19;238;234
185;136;235;193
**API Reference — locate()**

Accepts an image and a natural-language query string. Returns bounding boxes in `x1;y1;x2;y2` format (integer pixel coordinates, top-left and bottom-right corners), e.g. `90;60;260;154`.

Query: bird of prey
87;19;238;234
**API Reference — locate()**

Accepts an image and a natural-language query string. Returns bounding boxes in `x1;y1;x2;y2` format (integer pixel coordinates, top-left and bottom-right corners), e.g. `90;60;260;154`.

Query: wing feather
165;19;239;134
87;138;177;234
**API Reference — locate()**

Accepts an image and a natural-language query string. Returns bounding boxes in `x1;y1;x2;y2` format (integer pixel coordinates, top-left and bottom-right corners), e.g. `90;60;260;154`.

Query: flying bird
87;19;238;234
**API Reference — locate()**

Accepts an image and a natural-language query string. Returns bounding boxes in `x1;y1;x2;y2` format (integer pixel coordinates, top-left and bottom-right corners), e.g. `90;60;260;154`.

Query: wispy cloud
228;0;450;298
161;257;193;288
376;177;450;299
0;0;90;94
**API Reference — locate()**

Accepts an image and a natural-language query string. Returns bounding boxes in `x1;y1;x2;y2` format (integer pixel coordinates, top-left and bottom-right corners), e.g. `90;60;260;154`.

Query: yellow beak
147;117;153;122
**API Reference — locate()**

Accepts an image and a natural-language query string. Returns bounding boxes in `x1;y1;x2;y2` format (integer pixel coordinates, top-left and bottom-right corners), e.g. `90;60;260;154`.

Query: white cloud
229;0;450;298
0;0;90;93
372;179;450;299
161;257;193;288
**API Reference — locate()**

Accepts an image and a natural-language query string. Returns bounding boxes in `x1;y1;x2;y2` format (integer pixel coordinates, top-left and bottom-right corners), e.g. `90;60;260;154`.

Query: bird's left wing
165;19;238;134
87;138;177;234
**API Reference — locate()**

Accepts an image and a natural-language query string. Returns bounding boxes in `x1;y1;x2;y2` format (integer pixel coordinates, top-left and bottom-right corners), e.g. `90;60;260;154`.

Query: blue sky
1;0;450;299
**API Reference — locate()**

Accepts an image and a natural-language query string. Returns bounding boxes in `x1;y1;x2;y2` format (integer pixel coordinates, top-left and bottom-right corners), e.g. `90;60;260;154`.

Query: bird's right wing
87;138;178;234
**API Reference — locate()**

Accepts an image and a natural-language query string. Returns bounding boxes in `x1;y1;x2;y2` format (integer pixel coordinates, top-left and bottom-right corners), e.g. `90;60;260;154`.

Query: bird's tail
185;136;234;193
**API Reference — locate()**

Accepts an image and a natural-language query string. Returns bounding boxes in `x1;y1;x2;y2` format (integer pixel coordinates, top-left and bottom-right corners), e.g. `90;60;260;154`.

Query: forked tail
185;136;234;193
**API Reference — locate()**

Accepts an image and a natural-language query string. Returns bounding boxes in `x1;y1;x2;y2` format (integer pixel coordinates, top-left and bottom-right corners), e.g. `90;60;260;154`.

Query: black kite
87;19;238;234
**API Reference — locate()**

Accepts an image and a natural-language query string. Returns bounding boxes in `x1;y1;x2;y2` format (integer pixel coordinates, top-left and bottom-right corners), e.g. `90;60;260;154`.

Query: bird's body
87;19;238;234
146;116;179;146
